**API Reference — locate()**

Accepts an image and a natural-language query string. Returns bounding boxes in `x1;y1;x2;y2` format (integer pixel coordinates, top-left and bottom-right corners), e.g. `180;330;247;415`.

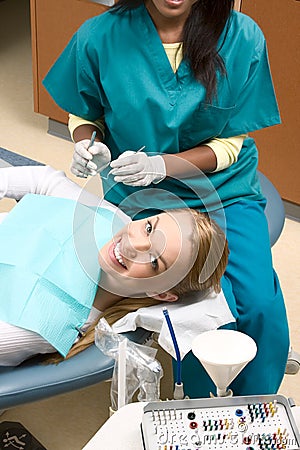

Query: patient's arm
0;165;99;203
0;165;130;221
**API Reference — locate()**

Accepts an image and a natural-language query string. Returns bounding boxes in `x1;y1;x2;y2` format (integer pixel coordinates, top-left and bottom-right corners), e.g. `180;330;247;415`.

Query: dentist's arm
109;135;246;187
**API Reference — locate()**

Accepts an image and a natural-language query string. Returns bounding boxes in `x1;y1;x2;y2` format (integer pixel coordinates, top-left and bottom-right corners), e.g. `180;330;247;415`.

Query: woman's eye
145;220;152;234
150;255;158;271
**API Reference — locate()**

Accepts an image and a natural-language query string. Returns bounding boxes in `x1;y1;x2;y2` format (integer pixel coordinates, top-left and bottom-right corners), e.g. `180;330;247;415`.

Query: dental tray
141;394;300;449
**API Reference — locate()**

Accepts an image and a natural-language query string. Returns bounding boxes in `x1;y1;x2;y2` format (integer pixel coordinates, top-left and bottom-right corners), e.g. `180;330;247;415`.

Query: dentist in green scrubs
43;0;289;397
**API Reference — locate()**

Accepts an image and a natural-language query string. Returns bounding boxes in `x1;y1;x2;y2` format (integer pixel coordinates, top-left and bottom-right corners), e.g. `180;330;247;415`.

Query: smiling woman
0;165;228;366
96;207;227;303
98;210;195;296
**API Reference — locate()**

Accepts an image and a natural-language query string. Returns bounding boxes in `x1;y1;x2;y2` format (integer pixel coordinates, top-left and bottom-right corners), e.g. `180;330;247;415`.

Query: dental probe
88;130;97;149
82;131;97;177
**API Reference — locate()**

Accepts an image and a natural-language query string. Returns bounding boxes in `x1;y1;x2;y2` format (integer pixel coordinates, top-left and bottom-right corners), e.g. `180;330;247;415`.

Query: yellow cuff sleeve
68;114;105;141
205;134;247;172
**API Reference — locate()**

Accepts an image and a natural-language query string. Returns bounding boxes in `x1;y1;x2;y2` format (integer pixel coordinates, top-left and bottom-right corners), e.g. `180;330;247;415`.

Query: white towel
112;289;235;359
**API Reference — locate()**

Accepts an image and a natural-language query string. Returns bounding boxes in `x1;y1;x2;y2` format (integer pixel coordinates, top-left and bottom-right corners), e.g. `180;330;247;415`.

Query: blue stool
0;172;286;410
257;171;285;246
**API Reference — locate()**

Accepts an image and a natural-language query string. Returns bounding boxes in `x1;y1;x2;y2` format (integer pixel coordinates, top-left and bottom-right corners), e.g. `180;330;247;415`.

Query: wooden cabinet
30;0;108;124
241;0;300;205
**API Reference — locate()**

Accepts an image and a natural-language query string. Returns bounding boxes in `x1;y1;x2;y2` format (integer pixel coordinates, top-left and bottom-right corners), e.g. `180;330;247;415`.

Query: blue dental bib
0;194;124;356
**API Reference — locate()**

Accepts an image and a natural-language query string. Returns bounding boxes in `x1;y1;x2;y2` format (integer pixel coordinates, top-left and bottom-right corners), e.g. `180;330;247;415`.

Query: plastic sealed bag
95;318;163;411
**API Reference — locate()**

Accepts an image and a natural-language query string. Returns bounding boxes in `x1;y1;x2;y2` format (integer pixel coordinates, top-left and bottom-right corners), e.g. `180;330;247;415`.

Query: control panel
141;395;300;450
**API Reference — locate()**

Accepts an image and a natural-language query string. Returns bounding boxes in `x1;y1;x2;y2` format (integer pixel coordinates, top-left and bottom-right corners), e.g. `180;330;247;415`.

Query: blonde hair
169;209;228;296
46;209;228;364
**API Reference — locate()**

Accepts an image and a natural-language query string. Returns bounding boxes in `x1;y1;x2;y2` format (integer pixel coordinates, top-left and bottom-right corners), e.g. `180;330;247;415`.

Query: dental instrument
82;131;97;177
88;130;97;150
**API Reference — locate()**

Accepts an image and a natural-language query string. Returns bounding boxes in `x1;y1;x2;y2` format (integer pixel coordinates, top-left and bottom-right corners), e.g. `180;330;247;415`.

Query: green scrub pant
176;199;289;398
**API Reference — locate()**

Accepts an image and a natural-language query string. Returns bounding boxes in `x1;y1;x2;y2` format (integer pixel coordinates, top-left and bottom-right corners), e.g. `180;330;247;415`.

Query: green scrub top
0;194;124;356
43;7;280;218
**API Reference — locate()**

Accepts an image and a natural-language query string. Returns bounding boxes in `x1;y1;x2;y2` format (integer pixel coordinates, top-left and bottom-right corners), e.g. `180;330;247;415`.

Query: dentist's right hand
71;140;111;178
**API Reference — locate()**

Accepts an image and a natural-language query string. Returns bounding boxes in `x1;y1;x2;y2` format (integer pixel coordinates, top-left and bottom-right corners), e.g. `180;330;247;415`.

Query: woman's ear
147;291;178;302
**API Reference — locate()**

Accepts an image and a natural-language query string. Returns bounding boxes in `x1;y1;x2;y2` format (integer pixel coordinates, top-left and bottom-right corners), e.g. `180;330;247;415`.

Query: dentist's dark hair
111;0;235;102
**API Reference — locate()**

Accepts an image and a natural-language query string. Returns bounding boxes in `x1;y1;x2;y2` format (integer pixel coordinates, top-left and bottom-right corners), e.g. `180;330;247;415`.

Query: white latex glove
71;139;111;178
109;151;166;186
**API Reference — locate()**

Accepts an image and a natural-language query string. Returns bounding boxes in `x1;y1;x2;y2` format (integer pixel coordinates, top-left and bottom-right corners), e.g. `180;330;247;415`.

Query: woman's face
98;211;196;297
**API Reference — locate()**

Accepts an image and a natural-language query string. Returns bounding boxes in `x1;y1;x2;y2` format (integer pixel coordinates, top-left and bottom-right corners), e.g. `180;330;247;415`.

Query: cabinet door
31;0;108;124
241;0;300;205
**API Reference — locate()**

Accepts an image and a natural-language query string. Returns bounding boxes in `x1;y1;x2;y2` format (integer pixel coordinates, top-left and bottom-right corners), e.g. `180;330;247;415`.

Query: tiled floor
0;1;299;449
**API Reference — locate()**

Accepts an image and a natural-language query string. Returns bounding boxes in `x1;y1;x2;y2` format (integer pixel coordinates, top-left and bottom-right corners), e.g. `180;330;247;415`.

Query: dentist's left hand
109;151;166;186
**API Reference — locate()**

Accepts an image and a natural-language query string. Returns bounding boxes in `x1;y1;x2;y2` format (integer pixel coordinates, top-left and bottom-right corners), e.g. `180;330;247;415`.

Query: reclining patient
0;165;228;367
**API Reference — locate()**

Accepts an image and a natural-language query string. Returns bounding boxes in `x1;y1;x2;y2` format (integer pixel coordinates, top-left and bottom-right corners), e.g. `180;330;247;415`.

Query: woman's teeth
114;242;127;268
